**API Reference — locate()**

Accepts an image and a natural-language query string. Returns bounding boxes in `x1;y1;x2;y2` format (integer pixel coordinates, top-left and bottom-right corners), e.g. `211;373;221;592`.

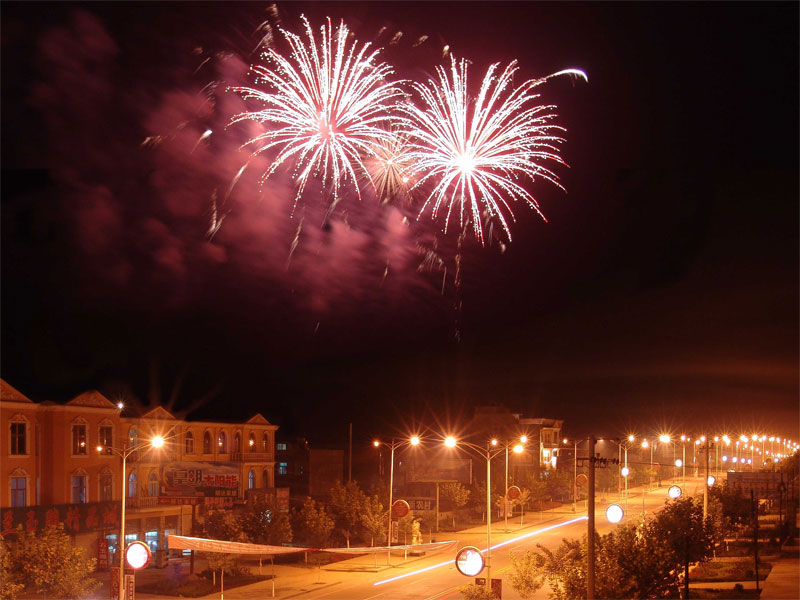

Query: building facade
1;379;278;568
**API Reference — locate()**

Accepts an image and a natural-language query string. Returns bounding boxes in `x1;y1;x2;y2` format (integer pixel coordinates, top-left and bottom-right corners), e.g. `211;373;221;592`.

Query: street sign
507;485;521;500
392;499;410;519
455;546;484;577
390;520;399;543
125;541;151;570
576;474;588;487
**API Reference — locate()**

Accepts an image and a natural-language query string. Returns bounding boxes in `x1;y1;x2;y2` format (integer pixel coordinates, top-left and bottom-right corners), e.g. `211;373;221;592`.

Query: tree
441;482;471;527
238;497;293;546
709;480;752;531
459;582;497;600
0;539;24;600
525;474;547;507
544;470;572;503
441;482;471;511
199;508;243;575
328;481;384;546
3;524;101;599
292;497;334;547
651;497;715;599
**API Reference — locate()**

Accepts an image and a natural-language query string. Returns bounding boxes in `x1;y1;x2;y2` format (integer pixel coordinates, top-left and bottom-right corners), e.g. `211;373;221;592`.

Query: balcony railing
230;451;272;462
127;497;159;509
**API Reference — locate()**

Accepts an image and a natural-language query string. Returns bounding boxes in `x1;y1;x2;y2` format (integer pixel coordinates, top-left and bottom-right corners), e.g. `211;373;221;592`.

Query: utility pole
587;435;596;600
703;438;710;519
348;423;352;483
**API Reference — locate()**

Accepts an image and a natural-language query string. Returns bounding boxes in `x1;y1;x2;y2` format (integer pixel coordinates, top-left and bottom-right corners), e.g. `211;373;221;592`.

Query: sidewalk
759;549;800;600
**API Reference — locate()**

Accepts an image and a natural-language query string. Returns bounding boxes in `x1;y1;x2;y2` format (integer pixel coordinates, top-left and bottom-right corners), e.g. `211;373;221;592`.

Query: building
275;436;344;504
0;379;279;568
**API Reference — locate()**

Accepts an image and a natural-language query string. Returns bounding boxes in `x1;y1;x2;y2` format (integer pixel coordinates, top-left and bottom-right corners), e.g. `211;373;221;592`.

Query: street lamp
501;437;527;532
443;435;506;595
373;436;420;552
98;433;167;600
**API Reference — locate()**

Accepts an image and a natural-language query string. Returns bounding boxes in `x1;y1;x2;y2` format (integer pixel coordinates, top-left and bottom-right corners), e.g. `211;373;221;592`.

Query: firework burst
399;55;587;243
229;17;406;205
364;130;413;204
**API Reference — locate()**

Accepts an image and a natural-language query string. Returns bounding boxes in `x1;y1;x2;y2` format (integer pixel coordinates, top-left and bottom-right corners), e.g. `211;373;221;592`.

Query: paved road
246;476;709;600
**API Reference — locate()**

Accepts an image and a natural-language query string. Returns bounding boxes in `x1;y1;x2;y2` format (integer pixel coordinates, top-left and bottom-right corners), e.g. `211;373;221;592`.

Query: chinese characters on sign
0;501;120;535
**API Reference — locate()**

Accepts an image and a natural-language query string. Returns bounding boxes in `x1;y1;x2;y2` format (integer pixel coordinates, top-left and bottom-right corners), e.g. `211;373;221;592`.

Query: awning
319;540;458;554
167;535;311;555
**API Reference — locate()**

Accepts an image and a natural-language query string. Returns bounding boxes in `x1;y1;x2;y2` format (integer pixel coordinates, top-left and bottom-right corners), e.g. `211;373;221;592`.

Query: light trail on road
373;515;588;587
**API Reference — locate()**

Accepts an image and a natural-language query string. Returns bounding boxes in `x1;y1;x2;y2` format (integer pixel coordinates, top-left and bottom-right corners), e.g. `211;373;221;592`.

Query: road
265;476;709;600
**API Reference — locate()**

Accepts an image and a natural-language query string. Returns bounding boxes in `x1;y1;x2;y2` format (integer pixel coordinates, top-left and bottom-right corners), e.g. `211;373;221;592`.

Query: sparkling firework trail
364;131;413;203
399;56;587;243
229;17;406;207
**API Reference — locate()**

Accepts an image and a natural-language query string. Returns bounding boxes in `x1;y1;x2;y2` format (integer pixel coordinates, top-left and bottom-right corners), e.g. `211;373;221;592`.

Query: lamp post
641;439;653;490
659;434;674;483
99;434;166;600
503;437;526;532
373;436;420;553
444;435;506;595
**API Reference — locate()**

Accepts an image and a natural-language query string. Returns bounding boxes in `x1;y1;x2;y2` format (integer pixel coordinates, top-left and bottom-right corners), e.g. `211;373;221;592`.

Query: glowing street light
373;436;421;552
606;504;624;524
98;433;168;600
668;485;682;499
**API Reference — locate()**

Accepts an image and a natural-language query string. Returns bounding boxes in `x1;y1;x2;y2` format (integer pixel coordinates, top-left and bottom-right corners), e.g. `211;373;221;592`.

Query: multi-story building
0;379;279;568
275;436;344;504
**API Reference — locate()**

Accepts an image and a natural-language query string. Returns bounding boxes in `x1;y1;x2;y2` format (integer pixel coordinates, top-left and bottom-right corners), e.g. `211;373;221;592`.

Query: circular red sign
507;485;521;500
576;474;588;487
455;546;484;577
392;499;410;519
124;541;151;570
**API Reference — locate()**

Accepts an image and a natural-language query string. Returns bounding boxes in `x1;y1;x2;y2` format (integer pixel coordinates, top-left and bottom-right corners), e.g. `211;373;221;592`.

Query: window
10;422;26;455
128;472;137;498
262;469;269;489
149;472;159;497
248;470;255;489
218;431;227;453
100;472;113;501
11;477;26;507
262;433;269;452
99;426;113;454
72;424;87;455
72;475;87;503
278;462;288;475
203;431;211;454
248;433;256;452
185;432;194;455
234;433;241;453
129;428;138;448
276;443;287;451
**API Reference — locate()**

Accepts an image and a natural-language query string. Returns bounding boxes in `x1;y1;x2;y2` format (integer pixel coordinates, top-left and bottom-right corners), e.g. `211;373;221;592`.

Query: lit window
99;426;113;454
10;422;26;455
129;428;138;448
262;433;268;452
72;425;87;455
128;472;137;498
276;443;287;451
185;432;194;455
11;477;26;507
218;432;227;453
249;433;256;452
72;475;87;503
278;462;288;475
248;470;255;489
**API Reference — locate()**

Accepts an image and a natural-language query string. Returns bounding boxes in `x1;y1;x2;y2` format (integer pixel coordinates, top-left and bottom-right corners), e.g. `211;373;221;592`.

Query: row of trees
1;525;100;599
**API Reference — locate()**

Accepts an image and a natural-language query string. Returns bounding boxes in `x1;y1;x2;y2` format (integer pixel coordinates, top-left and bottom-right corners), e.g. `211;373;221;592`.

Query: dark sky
2;2;798;446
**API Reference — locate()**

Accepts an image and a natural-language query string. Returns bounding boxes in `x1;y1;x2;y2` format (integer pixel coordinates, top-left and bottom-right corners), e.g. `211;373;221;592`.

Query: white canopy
167;535;311;555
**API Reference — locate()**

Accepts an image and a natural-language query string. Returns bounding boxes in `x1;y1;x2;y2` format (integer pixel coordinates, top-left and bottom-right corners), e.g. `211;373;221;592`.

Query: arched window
203;431;211;454
185;432;194;455
248;470;255;490
218;431;227;453
10;468;27;507
72;469;88;503
249;433;256;452
234;433;241;453
9;414;28;455
127;472;137;498
262;433;268;452
99;469;113;502
129;428;138;448
149;472;159;497
72;419;88;455
262;469;269;489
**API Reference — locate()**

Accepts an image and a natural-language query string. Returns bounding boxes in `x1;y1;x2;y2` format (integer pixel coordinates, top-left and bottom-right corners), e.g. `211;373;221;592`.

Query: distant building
0;379;280;569
275;436;343;503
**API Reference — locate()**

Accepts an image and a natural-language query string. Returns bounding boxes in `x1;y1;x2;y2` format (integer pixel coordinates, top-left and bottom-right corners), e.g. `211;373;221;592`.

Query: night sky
2;2;798;446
